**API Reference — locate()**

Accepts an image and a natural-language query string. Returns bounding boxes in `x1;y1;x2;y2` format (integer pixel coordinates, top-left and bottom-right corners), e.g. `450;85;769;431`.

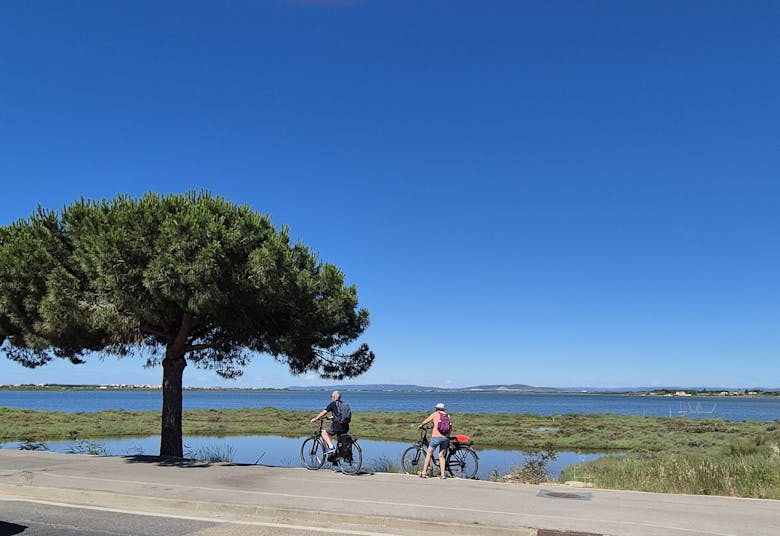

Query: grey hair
332;390;341;400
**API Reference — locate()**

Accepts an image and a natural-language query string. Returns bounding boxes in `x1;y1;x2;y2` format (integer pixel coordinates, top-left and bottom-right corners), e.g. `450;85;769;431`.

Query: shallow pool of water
3;434;607;481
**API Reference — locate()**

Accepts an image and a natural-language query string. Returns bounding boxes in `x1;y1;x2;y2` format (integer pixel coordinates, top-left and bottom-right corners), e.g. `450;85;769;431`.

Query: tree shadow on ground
120;455;213;468
0;522;26;536
120;455;376;476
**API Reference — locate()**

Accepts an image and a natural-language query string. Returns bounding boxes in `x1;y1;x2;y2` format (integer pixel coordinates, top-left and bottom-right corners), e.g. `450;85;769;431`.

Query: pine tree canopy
0;191;374;381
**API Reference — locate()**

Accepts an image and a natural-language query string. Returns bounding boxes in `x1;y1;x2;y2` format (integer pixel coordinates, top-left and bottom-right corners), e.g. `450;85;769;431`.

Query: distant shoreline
0;383;777;397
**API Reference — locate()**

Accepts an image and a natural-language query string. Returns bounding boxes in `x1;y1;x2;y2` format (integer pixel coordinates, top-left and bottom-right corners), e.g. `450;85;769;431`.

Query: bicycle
300;417;363;475
401;424;479;479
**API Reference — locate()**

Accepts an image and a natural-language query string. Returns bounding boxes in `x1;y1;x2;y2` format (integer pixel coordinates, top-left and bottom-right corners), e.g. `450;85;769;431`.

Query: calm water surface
1;389;778;420
5;434;603;481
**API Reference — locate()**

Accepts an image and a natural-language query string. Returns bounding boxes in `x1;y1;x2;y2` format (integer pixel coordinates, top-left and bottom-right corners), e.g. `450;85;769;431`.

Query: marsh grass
3;408;779;454
5;408;778;452
363;455;401;473
561;440;780;499
65;440;108;456
185;443;236;463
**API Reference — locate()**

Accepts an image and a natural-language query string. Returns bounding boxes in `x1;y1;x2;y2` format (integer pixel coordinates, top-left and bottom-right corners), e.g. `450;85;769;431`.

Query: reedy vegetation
2;408;778;498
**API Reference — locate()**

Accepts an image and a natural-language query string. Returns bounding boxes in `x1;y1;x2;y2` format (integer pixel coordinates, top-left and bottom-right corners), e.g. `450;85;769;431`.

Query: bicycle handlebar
310;416;333;427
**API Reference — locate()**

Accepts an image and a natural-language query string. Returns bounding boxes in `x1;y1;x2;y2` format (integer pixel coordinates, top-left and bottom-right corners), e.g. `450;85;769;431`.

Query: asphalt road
1;499;213;536
1;498;442;536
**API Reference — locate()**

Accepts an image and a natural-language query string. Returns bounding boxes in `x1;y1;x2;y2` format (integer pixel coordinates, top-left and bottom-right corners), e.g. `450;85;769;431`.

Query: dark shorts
327;424;349;436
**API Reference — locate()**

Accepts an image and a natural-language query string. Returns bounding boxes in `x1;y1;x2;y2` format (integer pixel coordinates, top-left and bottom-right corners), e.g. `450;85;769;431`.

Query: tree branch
140;324;168;339
185;341;226;352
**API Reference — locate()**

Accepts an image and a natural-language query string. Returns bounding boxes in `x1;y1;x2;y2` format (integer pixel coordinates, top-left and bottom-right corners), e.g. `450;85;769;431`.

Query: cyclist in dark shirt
310;390;349;454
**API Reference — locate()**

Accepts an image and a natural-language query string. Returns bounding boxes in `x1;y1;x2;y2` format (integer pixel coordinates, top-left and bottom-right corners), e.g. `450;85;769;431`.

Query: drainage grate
537;489;592;501
537;531;602;536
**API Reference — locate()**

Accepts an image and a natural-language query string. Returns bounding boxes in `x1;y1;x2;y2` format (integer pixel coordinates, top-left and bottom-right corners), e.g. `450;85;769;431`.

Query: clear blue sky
1;1;778;390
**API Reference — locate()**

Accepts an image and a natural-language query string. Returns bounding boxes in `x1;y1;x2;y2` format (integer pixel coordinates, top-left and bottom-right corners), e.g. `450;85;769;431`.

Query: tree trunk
160;349;186;458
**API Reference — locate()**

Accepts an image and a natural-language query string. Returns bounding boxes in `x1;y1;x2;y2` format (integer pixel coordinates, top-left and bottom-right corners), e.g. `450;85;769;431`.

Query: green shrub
503;450;557;484
726;436;765;456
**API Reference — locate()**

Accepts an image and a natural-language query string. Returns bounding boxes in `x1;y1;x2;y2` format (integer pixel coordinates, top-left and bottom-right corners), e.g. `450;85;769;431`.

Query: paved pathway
0;450;778;535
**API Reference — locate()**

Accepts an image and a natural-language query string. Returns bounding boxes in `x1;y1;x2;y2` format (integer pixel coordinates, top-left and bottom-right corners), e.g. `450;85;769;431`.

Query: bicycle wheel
300;437;326;470
447;446;479;479
401;446;426;475
339;439;363;475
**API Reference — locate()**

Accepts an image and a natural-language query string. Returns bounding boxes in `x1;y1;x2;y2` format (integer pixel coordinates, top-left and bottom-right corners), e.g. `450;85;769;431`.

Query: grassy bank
560;439;780;499
3;407;778;452
3;407;779;498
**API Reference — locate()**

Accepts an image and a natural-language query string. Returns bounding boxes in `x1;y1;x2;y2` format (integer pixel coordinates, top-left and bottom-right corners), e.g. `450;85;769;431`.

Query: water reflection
3;434;607;481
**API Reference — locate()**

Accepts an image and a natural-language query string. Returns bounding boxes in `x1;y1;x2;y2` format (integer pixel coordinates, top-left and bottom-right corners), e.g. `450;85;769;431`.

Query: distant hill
286;383;566;392
287;384;439;391
462;384;562;392
285;383;780;393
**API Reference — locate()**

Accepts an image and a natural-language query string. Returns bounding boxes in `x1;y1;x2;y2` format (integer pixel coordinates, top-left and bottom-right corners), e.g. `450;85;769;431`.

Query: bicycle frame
300;417;363;475
401;424;479;479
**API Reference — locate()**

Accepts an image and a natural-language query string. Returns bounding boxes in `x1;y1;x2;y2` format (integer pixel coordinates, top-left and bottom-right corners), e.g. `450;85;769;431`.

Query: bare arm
311;409;328;423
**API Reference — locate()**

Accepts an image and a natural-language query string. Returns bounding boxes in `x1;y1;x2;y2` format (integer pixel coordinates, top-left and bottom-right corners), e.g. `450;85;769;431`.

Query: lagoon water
1;389;778;420
3;389;777;479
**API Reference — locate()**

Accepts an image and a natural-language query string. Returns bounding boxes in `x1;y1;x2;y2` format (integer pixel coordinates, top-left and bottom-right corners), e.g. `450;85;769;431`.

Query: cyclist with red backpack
418;402;451;479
